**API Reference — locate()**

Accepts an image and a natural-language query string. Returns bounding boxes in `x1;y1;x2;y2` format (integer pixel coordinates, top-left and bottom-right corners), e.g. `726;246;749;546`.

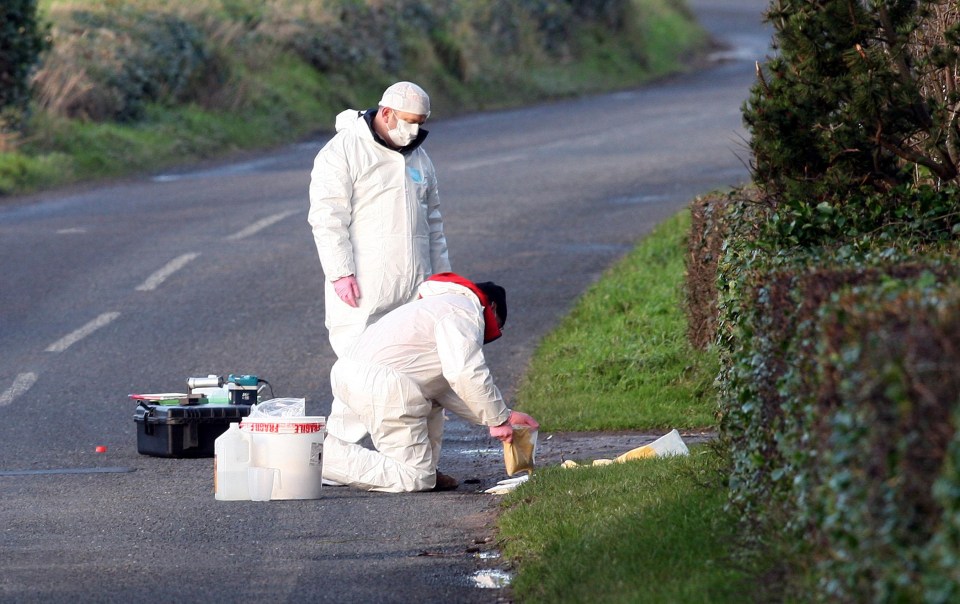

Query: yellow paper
614;445;656;463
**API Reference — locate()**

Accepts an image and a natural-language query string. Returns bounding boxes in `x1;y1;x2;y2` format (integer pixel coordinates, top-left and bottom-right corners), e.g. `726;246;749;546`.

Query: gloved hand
333;275;360;308
489;410;540;443
508;410;539;430
489;422;514;443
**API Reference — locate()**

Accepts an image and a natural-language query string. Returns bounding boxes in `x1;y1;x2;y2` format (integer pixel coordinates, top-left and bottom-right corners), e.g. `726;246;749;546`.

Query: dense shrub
251;0;663;106
29;0;694;125
689;0;960;597
33;8;224;122
700;187;960;529
925;402;960;603
685;193;731;350
2;0;706;195
271;1;413;79
692;186;960;593
810;281;960;602
685;188;770;350
0;0;48;137
711;235;960;587
743;1;960;214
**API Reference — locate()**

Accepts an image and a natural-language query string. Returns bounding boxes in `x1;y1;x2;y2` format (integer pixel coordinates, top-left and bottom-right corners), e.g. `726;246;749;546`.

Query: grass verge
515;210;719;431
498;450;756;603
3;0;709;196
500;208;772;602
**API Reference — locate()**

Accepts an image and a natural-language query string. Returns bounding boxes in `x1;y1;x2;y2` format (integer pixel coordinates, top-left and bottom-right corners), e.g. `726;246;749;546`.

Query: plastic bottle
214;422;251;500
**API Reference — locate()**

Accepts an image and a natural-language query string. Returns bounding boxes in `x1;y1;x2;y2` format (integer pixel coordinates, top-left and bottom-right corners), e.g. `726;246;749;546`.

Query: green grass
515;210;719;431
6;52;331;193
498;450;761;603
500;207;775;602
523;6;703;98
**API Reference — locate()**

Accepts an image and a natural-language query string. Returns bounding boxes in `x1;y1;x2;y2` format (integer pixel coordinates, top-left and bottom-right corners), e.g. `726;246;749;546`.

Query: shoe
432;471;459;491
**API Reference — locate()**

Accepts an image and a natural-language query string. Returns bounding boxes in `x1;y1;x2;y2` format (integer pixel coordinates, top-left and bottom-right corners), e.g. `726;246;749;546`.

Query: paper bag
503;426;538;476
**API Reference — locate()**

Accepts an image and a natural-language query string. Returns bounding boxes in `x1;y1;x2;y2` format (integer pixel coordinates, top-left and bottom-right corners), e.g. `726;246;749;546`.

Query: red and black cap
425;272;505;343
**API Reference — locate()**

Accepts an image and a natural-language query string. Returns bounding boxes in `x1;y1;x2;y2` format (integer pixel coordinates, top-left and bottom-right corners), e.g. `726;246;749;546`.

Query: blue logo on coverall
407;167;423;183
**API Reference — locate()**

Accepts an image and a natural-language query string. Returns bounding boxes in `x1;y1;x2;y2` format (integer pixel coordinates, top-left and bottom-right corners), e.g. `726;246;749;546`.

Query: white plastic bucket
240;416;326;500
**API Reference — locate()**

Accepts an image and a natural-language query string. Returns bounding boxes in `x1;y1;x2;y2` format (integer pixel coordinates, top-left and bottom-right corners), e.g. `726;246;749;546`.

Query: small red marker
95;445;107;453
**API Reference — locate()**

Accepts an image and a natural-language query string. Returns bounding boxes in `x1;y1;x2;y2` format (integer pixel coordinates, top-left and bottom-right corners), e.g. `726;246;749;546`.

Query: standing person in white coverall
308;81;452;445
322;273;540;492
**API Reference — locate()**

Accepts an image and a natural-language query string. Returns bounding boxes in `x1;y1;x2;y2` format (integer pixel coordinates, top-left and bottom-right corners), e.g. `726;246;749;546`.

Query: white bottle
214;422;251;501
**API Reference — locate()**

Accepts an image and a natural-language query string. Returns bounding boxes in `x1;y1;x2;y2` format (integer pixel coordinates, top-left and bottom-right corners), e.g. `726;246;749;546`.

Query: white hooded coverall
309;108;452;444
322;279;511;492
308;108;452;354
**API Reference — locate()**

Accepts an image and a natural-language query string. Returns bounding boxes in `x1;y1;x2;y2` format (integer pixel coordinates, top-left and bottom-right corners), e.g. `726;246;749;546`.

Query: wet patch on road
0;466;136;476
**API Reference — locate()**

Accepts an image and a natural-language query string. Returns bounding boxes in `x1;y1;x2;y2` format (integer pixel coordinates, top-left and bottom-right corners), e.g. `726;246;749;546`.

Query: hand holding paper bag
503;425;538;476
488;410;539;443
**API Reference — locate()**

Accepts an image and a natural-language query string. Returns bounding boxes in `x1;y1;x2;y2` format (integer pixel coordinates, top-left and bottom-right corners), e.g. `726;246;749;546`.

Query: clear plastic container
214;422;251;500
194;386;231;405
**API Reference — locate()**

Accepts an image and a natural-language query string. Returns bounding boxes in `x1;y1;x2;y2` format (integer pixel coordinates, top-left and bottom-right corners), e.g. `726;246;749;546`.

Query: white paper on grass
484;474;530;494
648;429;689;456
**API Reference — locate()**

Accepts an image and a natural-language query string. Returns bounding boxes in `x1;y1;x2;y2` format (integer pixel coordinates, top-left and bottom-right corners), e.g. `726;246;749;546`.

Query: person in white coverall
321;273;540;493
308;81;452;444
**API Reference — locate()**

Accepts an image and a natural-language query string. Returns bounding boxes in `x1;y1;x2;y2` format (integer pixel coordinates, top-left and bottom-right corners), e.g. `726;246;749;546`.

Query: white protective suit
309;108;452;444
308;108;452;354
322;279;512;492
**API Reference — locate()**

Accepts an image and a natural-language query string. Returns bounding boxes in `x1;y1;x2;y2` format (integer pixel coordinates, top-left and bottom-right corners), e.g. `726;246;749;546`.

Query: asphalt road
0;2;770;601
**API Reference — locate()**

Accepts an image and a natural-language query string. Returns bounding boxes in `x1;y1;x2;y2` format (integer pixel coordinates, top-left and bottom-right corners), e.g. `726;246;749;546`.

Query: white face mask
387;116;419;147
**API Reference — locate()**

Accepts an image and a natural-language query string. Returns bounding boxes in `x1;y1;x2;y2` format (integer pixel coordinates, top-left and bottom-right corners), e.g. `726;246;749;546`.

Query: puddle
477;551;500;560
472;569;512;589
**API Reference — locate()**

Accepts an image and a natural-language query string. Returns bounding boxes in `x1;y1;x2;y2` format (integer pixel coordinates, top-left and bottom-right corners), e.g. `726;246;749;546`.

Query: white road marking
225;209;299;241
135;252;200;291
0;372;38;407
57;227;87;234
45;311;121;353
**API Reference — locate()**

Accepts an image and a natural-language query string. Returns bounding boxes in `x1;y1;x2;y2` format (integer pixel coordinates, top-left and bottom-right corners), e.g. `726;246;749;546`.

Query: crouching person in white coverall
321;272;540;493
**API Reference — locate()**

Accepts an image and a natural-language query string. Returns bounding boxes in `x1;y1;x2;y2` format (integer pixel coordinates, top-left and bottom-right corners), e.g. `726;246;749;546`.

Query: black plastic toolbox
134;402;253;458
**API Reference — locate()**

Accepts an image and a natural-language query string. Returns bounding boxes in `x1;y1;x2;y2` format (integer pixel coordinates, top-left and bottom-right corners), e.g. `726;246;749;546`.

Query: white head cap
379;81;431;118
